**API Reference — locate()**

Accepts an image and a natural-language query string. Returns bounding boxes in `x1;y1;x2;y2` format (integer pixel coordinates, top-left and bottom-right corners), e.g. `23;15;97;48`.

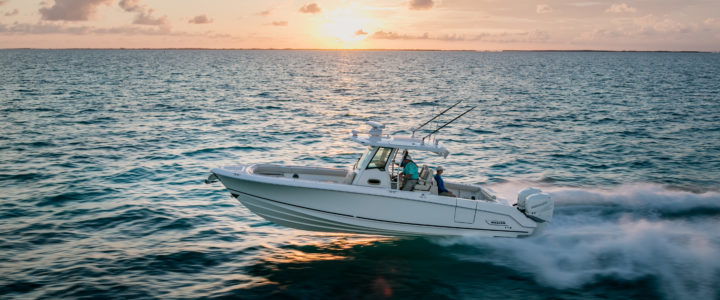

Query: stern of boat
516;187;554;223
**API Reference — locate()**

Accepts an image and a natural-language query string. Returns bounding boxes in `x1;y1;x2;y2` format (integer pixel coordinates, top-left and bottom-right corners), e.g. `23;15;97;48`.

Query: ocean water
1;49;719;299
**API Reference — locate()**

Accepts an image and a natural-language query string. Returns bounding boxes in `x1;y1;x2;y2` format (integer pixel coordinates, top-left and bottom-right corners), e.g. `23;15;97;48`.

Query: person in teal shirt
401;155;418;191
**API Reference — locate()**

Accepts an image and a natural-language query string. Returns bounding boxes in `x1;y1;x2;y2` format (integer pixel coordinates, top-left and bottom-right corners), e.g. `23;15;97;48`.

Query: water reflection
265;250;346;264
263;234;396;264
229;235;468;299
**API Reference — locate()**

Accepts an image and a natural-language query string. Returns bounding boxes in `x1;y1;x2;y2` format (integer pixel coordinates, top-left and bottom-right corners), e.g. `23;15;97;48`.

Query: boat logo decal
486;220;507;226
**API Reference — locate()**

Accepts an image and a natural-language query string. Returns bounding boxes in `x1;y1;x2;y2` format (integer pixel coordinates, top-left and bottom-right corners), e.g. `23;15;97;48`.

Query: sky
0;0;719;51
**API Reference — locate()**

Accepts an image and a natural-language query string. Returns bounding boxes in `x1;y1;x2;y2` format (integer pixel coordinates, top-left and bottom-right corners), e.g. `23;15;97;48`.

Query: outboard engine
517;187;554;223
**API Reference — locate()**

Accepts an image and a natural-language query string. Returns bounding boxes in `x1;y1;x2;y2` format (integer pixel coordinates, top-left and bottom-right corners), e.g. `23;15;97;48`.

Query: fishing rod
411;100;462;137
422;106;476;141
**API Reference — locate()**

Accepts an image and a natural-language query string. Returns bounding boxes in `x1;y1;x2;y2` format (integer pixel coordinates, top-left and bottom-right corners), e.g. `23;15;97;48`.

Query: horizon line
0;48;715;53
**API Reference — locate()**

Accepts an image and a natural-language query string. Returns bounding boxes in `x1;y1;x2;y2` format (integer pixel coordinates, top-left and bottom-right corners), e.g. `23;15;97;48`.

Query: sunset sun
320;8;374;48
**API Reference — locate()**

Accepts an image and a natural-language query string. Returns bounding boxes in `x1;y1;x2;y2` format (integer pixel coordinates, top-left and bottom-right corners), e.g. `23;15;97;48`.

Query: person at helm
401;154;418;191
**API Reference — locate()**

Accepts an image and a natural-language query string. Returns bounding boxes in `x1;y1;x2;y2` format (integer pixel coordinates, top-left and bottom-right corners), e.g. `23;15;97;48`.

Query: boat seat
414;165;434;191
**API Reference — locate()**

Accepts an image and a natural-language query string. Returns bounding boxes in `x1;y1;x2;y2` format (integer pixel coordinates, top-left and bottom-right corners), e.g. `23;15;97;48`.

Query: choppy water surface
1;50;719;299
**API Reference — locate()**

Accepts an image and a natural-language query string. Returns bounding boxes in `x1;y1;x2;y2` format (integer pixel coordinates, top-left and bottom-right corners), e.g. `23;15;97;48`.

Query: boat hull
212;166;540;237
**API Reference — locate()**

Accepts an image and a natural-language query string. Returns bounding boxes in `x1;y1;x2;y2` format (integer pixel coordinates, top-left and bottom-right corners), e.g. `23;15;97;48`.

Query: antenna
411;100;462;137
422;106;476;141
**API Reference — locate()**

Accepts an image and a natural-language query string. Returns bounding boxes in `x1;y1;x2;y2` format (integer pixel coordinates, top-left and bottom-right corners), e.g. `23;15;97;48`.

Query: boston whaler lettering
206;103;554;237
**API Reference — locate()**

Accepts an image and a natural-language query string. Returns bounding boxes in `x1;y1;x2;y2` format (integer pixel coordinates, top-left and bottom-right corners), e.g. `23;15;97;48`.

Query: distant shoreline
0;48;715;53
502;50;710;53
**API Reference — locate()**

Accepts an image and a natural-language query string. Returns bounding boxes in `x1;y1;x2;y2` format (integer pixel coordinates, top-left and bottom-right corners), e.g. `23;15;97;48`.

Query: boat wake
433;183;720;300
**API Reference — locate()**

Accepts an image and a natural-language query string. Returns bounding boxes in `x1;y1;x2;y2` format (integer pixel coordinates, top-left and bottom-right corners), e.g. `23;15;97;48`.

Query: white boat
207;116;554;237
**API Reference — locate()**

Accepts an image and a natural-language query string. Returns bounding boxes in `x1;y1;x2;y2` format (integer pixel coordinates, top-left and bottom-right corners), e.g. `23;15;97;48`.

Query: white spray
436;183;720;300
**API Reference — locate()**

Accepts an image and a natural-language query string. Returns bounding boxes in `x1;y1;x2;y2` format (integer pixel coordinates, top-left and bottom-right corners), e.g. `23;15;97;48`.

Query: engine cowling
517;187;554;223
517;187;541;211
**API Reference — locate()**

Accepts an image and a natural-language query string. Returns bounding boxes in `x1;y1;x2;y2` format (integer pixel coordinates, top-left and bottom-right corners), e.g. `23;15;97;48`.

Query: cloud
437;34;465;41
568;2;603;7
370;31;464;41
536;4;552;14
118;0;143;12
355;29;367;35
258;10;271;16
4;8;18;16
39;0;113;21
371;30;426;40
606;3;636;13
118;0;168;26
0;0;7;6
0;21;230;38
370;30;549;43
634;14;689;34
299;3;321;14
473;31;550;43
134;10;168;26
0;22;93;34
409;0;433;10
269;21;287;26
576;28;622;41
577;15;694;42
189;14;213;24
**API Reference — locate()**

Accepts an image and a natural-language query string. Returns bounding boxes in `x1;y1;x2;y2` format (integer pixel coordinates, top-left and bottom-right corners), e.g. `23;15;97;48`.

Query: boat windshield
354;147;373;170
367;147;393;171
